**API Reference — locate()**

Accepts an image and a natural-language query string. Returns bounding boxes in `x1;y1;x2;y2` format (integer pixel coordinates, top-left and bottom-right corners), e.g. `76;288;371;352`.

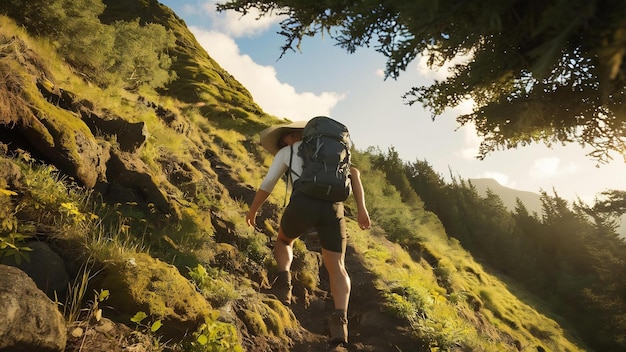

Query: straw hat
259;120;307;155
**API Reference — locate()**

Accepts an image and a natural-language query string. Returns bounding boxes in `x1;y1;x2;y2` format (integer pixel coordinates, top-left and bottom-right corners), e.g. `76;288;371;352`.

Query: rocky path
287;234;424;352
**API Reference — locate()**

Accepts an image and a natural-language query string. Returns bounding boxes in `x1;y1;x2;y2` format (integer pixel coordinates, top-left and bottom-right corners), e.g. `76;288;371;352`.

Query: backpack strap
284;145;300;206
288;144;300;179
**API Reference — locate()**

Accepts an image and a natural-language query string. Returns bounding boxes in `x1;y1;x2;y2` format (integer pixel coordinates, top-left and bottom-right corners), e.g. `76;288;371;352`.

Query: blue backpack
295;116;352;202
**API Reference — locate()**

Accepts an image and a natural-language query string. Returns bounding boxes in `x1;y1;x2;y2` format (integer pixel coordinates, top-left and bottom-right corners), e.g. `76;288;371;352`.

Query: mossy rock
262;298;299;335
239;308;268;336
235;297;299;339
295;250;321;292
292;246;322;293
100;252;213;338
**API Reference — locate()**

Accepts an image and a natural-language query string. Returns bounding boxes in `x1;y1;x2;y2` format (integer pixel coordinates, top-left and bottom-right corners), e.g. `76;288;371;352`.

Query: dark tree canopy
217;0;626;163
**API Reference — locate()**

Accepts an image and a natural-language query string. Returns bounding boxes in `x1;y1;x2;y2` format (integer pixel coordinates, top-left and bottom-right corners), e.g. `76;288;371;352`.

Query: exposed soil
284;232;425;352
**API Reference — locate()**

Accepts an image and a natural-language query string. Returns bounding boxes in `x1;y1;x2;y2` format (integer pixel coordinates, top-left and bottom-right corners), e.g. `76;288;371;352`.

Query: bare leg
323;248;350;344
274;226;294;271
322;248;350;310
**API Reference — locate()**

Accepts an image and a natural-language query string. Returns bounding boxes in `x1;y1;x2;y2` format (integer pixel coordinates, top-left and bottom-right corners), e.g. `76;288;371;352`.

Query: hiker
245;118;371;345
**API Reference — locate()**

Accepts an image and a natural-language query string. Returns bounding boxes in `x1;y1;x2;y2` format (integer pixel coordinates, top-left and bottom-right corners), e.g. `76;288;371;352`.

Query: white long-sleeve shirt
259;141;304;193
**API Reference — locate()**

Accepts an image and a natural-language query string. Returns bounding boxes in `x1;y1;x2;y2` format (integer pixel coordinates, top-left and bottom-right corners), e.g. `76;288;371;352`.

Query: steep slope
0;2;592;351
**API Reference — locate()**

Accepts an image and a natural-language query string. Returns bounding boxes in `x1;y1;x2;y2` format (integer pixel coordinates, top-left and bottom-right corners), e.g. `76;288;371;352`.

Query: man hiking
246;117;371;346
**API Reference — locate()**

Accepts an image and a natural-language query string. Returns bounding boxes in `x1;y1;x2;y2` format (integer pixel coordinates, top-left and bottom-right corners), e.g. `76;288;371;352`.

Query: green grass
346;165;587;351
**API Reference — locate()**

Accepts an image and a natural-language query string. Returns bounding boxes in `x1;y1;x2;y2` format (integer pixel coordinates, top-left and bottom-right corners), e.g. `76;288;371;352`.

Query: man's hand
246;189;271;229
358;210;371;230
246;210;257;227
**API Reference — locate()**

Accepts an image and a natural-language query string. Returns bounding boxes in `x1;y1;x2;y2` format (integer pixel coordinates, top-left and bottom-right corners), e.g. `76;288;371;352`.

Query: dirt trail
286;233;424;352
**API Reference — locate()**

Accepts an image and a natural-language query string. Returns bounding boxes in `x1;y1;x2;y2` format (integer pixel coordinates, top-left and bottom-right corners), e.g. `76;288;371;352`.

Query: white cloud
483;171;511;187
529;157;561;179
416;50;474;80
190;27;345;119
199;0;285;37
417;56;452;80
458;122;481;159
529;157;579;181
375;69;385;78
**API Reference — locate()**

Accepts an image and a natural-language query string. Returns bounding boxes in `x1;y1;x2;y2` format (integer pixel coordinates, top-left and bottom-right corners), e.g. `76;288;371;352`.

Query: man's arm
350;167;371;230
246;189;271;227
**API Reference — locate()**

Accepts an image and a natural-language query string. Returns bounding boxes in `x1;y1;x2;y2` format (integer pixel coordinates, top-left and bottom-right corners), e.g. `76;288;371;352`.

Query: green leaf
98;289;110;302
197;334;208;345
13;252;22;265
0;188;17;196
209;309;220;322
151;320;162;332
197;264;207;276
130;311;147;324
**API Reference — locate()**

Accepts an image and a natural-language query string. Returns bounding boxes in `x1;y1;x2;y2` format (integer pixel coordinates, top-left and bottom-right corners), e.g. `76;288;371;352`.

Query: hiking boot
271;271;292;305
329;310;348;345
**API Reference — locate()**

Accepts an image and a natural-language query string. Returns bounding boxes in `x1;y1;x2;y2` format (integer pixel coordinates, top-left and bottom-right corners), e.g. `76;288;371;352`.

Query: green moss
100;252;213;336
297;269;318;292
262;308;284;337
263;298;298;331
236;297;298;339
240;308;268;335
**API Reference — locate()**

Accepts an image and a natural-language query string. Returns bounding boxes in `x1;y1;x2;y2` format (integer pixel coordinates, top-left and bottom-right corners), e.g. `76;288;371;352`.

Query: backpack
295;116;352;202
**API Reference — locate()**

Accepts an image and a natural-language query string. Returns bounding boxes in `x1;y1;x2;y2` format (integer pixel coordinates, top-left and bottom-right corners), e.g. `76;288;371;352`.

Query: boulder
0;265;66;352
0;156;22;189
0;241;70;300
99;253;213;338
79;106;148;153
105;148;181;219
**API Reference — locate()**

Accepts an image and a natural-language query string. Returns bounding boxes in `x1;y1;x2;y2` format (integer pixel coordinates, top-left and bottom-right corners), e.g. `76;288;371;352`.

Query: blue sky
159;0;625;207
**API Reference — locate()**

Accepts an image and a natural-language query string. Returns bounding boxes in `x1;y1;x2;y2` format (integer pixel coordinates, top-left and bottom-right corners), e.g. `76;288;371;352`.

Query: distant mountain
469;178;626;238
469;178;543;215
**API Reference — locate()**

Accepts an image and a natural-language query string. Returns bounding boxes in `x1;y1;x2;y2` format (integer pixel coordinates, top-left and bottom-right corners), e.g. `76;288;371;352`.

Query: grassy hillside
0;1;593;351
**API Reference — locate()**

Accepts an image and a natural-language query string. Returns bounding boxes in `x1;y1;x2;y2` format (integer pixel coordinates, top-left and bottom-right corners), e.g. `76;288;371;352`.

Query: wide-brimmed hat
259;120;307;155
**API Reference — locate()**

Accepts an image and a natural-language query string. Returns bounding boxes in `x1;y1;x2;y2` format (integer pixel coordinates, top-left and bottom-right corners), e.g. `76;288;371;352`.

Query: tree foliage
107;19;177;90
594;190;626;215
0;0;111;70
217;0;626;163
390;153;626;351
0;0;176;91
370;147;423;208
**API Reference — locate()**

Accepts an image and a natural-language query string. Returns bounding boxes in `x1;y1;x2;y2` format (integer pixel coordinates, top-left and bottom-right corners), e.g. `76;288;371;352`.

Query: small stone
71;327;84;338
94;318;115;333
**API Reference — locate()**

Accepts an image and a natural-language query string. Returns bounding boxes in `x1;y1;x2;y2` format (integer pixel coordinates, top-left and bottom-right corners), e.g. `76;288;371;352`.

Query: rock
65;318;151;352
359;310;393;328
13;105;109;188
0;240;70;300
37;79;147;153
105;148;181;219
99;253;213;338
0;265;66;352
0;157;22;189
79;107;148;153
70;327;83;338
72;130;110;188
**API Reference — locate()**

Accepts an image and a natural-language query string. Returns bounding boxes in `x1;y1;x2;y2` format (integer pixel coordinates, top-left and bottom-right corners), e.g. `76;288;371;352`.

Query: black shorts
280;191;347;253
